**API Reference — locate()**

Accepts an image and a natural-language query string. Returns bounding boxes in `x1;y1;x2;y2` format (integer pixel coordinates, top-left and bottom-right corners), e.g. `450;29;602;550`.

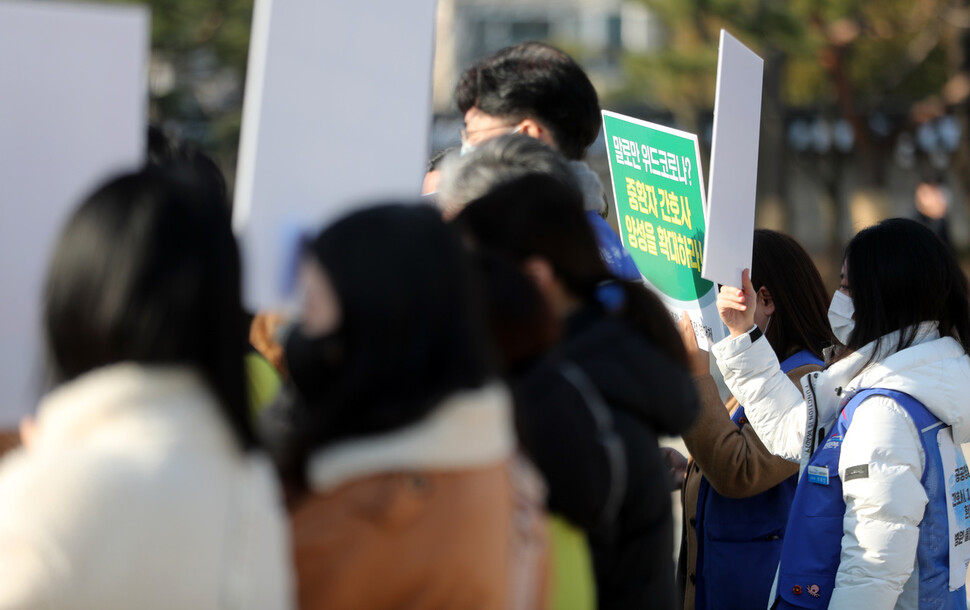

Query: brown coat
679;364;820;610
288;385;548;610
291;459;547;610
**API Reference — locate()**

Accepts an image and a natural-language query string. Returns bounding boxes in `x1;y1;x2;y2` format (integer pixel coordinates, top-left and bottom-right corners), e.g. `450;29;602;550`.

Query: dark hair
44;167;256;450
455;42;601;160
751;229;835;362
840;217;970;358
474;251;561;374
455;174;688;369
147;126;230;213
298;204;495;447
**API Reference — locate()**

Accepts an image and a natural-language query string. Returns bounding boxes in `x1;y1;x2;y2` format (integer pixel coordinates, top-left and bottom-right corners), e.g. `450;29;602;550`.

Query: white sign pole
234;0;437;310
701;30;764;288
0;1;148;427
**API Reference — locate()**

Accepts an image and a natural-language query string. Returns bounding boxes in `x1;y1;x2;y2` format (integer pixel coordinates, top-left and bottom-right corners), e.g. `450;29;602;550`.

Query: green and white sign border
601;109;726;350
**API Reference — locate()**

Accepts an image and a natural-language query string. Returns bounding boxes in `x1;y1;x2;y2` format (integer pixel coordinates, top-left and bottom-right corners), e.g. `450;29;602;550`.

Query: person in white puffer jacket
713;218;970;610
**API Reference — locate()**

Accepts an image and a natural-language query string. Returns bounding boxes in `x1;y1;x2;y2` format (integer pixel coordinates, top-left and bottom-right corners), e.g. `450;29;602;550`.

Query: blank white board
702;30;764;288
234;0;438;309
0;0;148;426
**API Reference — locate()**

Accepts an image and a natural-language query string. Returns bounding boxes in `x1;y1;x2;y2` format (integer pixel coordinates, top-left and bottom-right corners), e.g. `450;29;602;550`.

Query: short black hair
43;167;256;451
455;42;601;160
843;217;970;358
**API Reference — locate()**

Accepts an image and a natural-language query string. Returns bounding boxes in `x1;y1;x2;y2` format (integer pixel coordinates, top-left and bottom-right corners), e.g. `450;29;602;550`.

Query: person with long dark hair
0;168;293;608
714;218;970;609
272;204;547;610
675;230;834;610
456;174;699;609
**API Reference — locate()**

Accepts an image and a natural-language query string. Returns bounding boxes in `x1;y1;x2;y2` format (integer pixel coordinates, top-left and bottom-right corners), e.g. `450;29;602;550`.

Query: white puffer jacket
0;364;294;610
713;322;970;609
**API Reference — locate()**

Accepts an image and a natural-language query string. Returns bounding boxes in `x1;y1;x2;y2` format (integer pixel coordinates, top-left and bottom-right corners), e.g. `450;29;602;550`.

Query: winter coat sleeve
828;396;927;609
681;370;804;498
711;332;808;461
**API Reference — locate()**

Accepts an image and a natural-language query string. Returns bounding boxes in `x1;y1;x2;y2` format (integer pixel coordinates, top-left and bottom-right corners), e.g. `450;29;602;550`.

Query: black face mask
283;326;346;405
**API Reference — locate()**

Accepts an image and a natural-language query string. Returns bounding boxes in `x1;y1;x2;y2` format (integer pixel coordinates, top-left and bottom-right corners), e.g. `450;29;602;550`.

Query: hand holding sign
716;269;757;338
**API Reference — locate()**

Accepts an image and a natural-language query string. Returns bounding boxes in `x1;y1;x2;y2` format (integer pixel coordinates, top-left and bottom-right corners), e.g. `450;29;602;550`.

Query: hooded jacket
712;322;970;609
518;308;699;609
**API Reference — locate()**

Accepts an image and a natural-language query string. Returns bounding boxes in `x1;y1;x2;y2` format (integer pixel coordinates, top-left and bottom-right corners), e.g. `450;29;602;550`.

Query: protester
0;168;294;608
714;218;970;608
454;42;640;280
913;176;952;249
673;230;834;610
456;174;699;609
471;250;598;609
266;204;547;610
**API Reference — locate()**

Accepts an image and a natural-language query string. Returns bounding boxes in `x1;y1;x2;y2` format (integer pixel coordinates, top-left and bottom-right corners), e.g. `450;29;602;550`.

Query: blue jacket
586;212;640;281
776;389;966;609
694;350;823;610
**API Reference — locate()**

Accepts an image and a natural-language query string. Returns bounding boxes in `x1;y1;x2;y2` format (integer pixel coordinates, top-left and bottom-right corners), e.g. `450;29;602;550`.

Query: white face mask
828;290;855;345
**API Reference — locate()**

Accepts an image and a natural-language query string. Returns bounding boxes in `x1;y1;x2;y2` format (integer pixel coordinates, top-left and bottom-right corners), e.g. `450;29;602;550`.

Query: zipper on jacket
802;372;821;458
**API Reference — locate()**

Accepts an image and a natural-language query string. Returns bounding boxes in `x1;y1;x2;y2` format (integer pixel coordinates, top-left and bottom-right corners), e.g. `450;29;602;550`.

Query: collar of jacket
307;381;516;494
33;363;232;453
568;160;608;216
801;321;970;455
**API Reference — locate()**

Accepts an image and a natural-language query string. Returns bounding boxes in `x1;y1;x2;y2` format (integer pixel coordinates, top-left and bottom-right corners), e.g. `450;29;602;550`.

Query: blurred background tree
620;0;970;259
108;0;254;189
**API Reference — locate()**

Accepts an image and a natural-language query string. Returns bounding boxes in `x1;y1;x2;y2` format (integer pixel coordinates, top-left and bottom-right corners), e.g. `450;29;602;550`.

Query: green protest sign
602;110;725;348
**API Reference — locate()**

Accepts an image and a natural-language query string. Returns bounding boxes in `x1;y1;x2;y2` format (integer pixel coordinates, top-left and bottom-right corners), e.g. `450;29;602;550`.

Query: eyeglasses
459;123;518;147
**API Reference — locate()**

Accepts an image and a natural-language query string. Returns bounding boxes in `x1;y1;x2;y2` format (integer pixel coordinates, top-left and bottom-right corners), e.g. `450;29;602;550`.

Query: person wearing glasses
454;42;640;281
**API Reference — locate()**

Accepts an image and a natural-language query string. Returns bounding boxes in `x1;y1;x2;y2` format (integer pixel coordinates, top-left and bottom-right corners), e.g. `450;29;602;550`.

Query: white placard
234;0;437;310
701;30;764;288
0;1;148;427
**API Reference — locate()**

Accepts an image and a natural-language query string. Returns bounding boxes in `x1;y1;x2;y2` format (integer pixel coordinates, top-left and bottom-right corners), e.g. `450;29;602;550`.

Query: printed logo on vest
807;465;829;485
844;464;869;482
822;434;842;450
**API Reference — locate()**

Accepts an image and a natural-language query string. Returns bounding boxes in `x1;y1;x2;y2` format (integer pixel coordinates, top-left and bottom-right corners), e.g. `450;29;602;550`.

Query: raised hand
716;268;757;338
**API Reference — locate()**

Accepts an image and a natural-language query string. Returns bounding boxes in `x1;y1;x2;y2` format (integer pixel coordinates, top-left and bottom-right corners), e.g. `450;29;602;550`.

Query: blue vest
694;350;823;610
775;389;967;609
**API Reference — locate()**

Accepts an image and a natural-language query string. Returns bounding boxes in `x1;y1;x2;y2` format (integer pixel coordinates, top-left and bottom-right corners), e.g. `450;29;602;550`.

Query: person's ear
758;286;775;317
521;256;557;294
516;118;557;148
